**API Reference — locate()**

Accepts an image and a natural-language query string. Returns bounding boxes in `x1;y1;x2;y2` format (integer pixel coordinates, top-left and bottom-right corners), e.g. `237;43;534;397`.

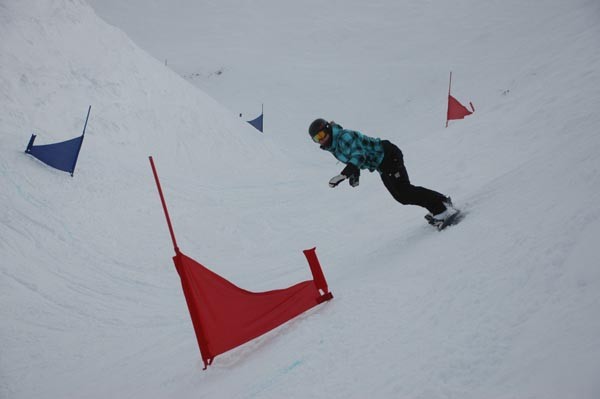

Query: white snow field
2;0;600;398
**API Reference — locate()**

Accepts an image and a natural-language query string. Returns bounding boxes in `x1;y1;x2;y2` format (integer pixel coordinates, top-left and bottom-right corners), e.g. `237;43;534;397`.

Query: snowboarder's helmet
308;118;331;140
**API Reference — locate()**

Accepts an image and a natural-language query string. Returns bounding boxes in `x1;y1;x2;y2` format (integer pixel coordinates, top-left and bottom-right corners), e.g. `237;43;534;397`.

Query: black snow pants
378;140;448;215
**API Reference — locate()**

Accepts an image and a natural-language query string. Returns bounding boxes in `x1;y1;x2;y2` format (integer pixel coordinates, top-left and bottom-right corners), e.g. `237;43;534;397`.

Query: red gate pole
303;247;333;303
446;71;452;128
149;156;179;254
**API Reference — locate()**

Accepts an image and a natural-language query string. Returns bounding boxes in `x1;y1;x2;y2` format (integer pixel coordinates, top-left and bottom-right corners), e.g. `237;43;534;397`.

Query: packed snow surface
2;0;600;398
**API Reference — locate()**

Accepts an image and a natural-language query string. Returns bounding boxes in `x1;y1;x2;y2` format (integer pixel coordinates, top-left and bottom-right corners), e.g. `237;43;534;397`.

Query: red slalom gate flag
446;72;474;127
149;157;333;369
447;94;474;120
174;248;332;369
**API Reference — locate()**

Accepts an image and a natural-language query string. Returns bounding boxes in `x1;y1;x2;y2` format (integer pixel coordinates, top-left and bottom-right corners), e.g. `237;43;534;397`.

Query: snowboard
425;210;465;231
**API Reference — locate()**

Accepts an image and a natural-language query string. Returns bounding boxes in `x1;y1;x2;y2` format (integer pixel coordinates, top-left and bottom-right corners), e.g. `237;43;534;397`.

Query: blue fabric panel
247;113;263;132
26;134;84;174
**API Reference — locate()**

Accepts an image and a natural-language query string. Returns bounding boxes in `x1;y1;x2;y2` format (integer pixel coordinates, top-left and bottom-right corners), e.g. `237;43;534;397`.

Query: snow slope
2;0;600;398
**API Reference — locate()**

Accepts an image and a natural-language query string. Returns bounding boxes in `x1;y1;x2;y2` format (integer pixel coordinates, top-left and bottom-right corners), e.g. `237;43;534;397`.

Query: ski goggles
312;130;328;143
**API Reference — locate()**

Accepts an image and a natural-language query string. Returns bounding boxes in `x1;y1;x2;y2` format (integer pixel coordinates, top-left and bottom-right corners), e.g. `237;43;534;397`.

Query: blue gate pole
70;105;91;176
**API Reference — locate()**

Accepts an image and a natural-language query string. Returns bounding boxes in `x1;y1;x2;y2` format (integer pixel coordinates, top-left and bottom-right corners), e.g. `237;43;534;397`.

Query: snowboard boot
425;198;460;230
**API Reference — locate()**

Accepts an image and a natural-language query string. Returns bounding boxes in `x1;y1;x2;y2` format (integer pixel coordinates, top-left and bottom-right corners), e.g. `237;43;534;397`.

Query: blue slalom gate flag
246;104;263;132
25;105;91;176
247;113;263;133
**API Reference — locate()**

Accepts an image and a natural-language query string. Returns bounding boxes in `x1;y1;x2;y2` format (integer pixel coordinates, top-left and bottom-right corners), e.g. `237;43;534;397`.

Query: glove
341;164;360;188
329;174;346;188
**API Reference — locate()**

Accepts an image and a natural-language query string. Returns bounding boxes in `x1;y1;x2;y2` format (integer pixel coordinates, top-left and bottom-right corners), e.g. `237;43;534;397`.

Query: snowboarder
308;118;459;229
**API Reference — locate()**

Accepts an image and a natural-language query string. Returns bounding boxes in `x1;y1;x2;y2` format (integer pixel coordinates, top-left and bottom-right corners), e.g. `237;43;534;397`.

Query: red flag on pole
149;157;333;369
446;72;474;127
173;249;332;369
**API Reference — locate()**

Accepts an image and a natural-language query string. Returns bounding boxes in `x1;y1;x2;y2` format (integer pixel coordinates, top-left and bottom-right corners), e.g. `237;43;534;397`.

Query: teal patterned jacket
321;123;385;173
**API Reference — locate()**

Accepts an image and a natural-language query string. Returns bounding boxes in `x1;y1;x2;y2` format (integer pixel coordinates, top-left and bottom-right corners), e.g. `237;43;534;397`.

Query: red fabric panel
173;252;326;368
447;95;473;121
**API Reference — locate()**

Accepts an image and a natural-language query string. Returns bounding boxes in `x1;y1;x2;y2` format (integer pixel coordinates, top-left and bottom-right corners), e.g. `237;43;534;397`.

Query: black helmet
308;118;331;139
